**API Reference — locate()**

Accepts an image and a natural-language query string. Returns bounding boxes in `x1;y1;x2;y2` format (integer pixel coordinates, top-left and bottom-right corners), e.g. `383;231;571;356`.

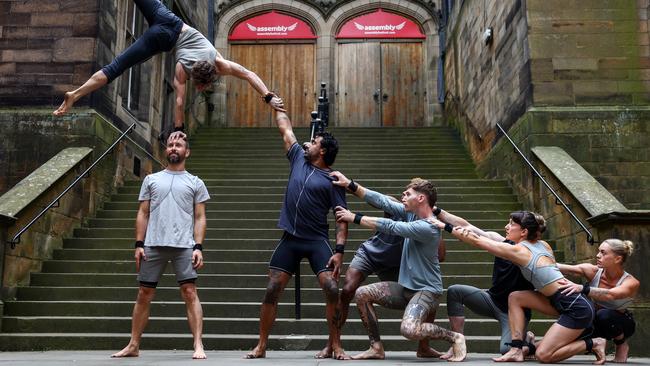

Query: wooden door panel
381;43;425;127
336;43;381;127
226;45;273;127
271;44;315;127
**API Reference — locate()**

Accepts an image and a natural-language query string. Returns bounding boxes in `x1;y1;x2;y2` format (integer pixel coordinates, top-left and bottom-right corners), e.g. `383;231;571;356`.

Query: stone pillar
0;213;17;330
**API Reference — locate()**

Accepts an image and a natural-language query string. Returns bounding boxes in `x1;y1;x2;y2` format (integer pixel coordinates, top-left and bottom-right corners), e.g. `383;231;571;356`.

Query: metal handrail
8;123;137;249
496;123;596;245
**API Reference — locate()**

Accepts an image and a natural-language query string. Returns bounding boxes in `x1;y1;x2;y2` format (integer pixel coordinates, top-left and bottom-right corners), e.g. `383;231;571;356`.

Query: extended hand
335;206;354;223
426;218;446;230
329;171;351;188
558;278;582;295
269;94;286;112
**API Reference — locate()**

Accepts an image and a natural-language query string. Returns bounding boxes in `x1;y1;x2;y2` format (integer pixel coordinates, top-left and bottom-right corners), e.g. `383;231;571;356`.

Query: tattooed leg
400;291;466;362
245;269;291;359
352;282;408;360
417;308;444;358
316;271;350;360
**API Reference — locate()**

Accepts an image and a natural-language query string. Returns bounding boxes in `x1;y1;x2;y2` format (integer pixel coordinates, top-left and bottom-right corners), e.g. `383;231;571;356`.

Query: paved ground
0;351;648;365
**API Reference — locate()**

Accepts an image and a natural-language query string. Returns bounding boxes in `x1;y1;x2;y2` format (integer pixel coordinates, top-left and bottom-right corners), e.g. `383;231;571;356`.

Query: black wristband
335;244;345;254
353;213;364;225
444;223;453;233
173;124;185;132
582;283;590;296
433;207;442;216
263;93;274;103
135;240;144;248
193;243;203;251
347;179;358;193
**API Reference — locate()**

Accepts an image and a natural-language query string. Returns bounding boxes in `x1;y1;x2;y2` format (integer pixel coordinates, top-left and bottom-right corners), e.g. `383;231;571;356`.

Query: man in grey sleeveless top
53;0;284;126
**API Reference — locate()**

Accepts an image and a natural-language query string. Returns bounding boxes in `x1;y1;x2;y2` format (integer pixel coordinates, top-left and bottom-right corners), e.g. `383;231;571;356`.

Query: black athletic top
487;239;535;313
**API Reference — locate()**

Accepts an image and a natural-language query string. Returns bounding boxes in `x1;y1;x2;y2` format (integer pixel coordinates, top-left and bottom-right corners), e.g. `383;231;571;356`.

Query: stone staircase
0;127;558;352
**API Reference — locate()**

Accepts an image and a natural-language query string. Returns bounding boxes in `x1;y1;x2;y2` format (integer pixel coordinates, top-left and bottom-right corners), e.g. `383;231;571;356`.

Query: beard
167;153;183;164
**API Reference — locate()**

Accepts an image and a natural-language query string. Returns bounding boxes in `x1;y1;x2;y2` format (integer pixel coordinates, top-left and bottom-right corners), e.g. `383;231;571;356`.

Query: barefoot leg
351;344;385;360
53;71;108;116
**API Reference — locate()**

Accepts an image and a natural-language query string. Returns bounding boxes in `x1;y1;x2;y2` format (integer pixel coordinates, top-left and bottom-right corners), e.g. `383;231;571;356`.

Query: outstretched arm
214;53;285;112
449;226;527;266
557;263;597;279
275;110;297;152
435;206;504;242
173;62;188;130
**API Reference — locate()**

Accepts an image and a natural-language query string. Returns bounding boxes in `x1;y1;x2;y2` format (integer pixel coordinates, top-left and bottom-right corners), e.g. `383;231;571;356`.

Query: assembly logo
247;22;298;35
354;21;406;34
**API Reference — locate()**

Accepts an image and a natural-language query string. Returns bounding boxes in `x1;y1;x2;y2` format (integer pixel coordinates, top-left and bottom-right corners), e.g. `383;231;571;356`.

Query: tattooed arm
561;275;640;301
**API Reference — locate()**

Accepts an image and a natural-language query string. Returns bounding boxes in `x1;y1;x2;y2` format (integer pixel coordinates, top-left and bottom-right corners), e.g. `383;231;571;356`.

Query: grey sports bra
589;268;634;310
518;241;564;290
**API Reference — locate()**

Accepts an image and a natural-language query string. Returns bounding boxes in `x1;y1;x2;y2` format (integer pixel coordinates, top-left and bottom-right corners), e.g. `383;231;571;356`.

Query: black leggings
101;0;183;82
592;308;635;341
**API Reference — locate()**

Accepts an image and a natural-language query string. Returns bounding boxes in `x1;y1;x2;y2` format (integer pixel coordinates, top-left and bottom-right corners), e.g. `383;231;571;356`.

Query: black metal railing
8;123;140;249
496;123;596;245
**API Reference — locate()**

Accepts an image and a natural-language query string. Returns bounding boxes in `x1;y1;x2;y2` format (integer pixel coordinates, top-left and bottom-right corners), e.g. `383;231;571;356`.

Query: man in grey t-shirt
112;134;210;359
331;172;466;362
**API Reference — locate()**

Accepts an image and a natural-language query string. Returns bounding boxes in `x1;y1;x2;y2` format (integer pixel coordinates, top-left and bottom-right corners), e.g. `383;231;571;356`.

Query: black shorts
549;290;595;329
592;308;635;340
269;232;333;275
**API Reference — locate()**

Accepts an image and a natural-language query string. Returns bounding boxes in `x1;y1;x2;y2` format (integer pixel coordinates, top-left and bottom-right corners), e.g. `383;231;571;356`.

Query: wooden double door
336;42;425;127
226;43;316;127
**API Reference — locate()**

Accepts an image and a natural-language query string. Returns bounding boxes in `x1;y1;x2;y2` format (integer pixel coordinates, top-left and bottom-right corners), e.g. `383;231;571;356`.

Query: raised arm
214;53;285;112
275;111;297;152
173;62;188;130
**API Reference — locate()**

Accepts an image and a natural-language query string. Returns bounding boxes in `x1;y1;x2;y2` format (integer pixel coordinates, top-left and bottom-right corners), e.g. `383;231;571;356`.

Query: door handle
382;93;388;101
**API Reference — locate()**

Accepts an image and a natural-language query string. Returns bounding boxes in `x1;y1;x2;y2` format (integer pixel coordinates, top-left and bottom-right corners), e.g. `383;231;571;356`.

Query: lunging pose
331;172;466;362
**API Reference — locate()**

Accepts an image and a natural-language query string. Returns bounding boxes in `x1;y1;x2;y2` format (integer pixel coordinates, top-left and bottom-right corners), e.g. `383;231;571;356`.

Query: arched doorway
335;9;426;127
226;11;317;127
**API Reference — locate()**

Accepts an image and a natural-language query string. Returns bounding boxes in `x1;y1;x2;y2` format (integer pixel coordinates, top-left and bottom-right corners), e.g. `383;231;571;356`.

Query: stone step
41;261;496;275
101;201;522;211
52;249;500;262
120;178;510;187
0;333;504;353
28;273;493;288
116;186;514;195
85;217;509;229
1;316;554;336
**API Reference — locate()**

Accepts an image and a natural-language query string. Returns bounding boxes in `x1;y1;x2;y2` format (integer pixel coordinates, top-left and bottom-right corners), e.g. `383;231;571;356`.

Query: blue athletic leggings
101;0;183;83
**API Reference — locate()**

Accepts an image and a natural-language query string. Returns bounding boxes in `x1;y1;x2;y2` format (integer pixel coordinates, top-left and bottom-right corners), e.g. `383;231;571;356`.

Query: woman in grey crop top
53;0;284;129
555;239;639;363
439;211;607;364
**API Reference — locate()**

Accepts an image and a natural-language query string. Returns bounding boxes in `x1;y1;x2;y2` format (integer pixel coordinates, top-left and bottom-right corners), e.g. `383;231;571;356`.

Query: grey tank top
589;268;634;310
518;241;564;290
174;27;217;74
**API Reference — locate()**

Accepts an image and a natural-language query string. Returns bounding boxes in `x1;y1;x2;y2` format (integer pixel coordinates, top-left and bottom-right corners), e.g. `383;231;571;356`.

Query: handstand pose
53;0;283;128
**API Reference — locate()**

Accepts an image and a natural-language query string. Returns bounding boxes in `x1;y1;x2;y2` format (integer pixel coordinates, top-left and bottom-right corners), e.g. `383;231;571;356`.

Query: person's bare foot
446;333;467;362
315;345;332;359
493;346;524;362
592;338;606;365
523;331;536;359
244;345;265;359
417;344;443;358
111;344;139;358
351;345;385;360
440;346;454;360
193;344;207;359
612;339;629;363
332;346;351;360
53;92;75;116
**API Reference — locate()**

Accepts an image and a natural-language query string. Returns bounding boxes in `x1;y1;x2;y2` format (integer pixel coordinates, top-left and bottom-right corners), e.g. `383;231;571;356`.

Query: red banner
229;11;317;40
336;9;425;39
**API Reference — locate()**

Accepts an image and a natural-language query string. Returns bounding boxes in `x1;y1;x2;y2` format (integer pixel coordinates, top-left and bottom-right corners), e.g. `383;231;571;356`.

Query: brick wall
0;0;100;107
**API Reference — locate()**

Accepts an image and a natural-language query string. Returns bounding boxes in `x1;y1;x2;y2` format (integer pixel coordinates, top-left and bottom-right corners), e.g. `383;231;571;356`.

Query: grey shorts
349;246;400;282
138;246;197;288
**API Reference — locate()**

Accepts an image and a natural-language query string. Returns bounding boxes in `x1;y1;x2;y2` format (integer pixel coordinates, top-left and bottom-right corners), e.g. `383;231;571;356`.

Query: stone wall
528;0;650;107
